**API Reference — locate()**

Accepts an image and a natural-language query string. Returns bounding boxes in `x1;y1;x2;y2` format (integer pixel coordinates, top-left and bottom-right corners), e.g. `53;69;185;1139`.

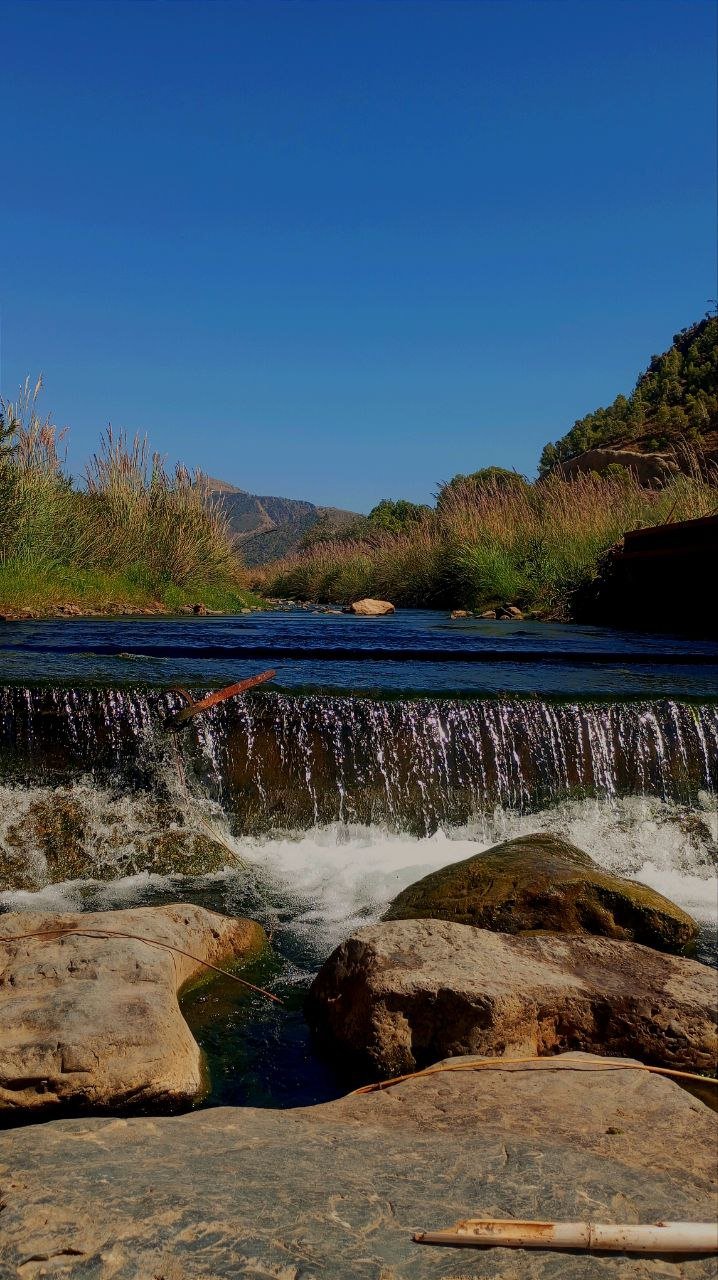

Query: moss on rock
382;833;698;954
0;790;234;891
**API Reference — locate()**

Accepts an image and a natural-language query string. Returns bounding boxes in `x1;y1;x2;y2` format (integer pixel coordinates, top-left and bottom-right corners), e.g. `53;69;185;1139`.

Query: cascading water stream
1;685;715;932
1;688;716;835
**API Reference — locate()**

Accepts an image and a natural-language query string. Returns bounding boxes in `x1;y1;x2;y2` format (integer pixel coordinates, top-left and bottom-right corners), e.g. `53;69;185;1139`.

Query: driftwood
170;670;276;725
414;1219;718;1254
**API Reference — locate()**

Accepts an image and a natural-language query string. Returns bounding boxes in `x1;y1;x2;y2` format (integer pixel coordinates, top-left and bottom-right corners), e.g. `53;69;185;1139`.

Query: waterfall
1;687;716;836
1;685;716;960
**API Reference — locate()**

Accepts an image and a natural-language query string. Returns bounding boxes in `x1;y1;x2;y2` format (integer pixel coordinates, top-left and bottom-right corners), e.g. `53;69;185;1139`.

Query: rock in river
0;1051;715;1278
348;597;396;615
383;832;699;953
307;919;718;1078
0;904;266;1114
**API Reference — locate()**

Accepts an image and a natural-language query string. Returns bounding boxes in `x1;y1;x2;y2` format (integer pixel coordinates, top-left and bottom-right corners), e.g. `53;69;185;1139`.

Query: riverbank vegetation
259;465;717;616
3;313;717;620
0;378;258;616
261;317;718;616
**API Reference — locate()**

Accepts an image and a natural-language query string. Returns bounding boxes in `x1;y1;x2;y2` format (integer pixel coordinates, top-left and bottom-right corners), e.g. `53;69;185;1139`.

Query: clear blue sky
1;0;715;512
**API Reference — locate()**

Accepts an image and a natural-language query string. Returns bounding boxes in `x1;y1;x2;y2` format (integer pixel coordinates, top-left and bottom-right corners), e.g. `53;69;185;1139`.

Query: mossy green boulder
382;833;698;954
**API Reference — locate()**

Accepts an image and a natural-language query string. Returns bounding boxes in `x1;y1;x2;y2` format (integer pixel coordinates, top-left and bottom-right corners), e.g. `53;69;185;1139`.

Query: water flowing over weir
1;683;717;1110
1;687;716;837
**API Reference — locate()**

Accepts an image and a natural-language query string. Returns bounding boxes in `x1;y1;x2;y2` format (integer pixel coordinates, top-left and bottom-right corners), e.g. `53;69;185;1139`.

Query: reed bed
261;465;718;615
0;379;250;611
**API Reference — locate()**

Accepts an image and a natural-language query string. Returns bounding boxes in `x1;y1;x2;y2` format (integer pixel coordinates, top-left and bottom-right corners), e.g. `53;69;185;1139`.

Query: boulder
450;609;472;618
383;832;698;953
560;445;681;486
0;904;266;1114
307;919;718;1078
479;608;497;617
348;597;395;615
0;1052;715;1279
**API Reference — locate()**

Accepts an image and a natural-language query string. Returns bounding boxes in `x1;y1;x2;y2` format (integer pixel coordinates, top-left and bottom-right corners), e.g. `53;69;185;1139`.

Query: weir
1;687;716;837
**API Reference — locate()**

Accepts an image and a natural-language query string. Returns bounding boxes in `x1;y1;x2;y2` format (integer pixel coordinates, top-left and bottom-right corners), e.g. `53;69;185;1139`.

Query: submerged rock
0;1052;715;1279
307;919;718;1078
0;789;232;891
0;904;266;1114
383;832;699;953
348;597;395;615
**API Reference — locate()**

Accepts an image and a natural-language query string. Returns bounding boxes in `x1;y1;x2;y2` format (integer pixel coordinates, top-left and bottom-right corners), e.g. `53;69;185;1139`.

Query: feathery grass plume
0;376;78;566
81;428;243;587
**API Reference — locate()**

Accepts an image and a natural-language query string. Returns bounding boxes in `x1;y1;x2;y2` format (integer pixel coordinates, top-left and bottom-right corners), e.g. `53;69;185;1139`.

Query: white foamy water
2;792;716;959
227;797;718;946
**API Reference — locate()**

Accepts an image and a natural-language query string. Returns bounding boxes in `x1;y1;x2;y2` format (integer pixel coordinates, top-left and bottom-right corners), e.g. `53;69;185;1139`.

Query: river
1;610;716;1108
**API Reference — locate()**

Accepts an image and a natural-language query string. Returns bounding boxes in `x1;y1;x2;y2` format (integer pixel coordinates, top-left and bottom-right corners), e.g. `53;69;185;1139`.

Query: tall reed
80;428;241;587
0;377;77;565
262;465;718;614
0;379;246;602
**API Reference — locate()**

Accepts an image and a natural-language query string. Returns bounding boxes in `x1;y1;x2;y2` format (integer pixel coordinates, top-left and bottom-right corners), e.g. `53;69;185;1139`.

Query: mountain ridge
203;478;361;566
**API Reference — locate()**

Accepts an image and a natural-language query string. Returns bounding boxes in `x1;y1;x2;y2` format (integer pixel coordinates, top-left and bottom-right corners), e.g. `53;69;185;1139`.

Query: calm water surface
2;609;717;696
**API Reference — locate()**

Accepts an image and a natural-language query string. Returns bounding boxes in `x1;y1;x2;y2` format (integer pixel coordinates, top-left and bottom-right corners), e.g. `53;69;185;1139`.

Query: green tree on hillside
367;498;431;532
539;315;718;473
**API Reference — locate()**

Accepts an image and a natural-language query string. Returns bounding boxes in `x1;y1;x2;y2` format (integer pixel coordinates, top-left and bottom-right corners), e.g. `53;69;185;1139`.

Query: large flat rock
0;904;266;1114
0;1053;715;1278
307;919;718;1077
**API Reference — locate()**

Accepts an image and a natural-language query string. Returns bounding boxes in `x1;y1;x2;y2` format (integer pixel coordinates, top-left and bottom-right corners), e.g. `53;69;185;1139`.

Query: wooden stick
171;670;276;724
414;1219;718;1254
353;1056;717;1094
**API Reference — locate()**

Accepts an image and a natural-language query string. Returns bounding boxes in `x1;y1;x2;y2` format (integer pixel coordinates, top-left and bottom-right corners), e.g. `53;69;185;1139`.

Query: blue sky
1;0;715;512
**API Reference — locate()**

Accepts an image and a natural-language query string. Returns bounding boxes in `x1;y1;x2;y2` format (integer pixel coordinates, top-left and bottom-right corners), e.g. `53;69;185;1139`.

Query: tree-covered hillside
539;315;718;474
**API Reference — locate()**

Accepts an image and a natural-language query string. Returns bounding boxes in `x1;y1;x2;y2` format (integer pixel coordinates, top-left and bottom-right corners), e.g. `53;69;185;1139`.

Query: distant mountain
203;478;361;566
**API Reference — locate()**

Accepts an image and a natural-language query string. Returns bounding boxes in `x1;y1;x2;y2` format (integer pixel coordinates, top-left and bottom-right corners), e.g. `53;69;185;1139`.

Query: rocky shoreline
0;835;716;1277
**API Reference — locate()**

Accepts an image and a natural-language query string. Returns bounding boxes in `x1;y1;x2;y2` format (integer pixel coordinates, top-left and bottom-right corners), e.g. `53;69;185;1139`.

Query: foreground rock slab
0;904;266;1114
307;919;718;1077
383;832;699;953
0;1053;715;1279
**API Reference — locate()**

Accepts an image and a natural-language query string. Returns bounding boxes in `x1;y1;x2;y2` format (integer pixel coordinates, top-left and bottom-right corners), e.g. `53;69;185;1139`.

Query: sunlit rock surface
0;904;266;1114
0;1053;715;1279
308;919;718;1077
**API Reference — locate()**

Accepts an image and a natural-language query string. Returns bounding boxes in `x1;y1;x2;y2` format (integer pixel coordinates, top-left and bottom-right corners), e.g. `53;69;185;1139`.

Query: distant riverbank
256;468;718;620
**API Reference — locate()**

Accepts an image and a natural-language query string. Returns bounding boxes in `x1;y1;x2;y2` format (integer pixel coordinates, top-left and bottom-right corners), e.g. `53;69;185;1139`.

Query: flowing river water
1;611;717;1107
